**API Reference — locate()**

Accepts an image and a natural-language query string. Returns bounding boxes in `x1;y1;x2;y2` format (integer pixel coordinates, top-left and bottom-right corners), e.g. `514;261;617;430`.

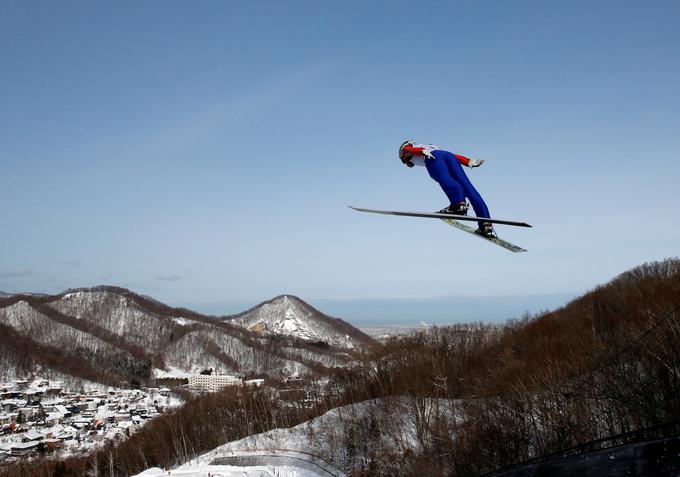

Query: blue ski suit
427;150;490;223
403;144;491;228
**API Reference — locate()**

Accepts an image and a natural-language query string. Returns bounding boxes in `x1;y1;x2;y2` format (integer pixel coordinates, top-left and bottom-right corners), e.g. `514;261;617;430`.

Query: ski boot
437;201;469;216
475;222;497;239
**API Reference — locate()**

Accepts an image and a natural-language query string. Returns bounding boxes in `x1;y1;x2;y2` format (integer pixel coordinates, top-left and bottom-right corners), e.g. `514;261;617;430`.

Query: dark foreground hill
331;258;680;475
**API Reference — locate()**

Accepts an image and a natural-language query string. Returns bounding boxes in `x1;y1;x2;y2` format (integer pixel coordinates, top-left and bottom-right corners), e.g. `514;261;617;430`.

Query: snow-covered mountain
225;295;376;349
0;288;371;387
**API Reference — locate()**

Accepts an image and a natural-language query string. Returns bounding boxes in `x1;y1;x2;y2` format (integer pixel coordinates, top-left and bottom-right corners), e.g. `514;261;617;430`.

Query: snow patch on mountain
267;307;317;340
171;316;194;326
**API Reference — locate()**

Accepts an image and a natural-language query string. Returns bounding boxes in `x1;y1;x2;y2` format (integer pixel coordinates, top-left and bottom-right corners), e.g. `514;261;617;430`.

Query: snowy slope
227;295;376;350
132;397;458;477
136;460;336;477
52;290;176;353
0;300;148;375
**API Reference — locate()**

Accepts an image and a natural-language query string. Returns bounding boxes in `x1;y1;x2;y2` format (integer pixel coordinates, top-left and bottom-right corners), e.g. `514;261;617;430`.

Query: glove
468;159;485;168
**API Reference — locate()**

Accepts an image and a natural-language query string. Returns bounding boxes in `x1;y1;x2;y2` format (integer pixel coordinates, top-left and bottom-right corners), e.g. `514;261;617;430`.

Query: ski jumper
402;144;491;228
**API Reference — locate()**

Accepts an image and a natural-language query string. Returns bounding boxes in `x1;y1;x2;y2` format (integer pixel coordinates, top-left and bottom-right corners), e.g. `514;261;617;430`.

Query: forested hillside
334;258;680;474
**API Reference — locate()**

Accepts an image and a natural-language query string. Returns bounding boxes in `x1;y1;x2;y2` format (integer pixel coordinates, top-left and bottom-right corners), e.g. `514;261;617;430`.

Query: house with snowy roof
45;413;63;426
0;413;17;425
23;429;44;442
10;441;41;457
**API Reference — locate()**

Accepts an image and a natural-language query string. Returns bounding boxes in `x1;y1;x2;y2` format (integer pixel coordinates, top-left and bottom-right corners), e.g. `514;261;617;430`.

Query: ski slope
133;397;459;477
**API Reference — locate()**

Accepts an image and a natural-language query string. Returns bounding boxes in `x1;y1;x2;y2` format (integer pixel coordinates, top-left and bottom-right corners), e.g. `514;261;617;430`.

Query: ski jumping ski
348;206;531;228
439;216;527;253
349;206;529;253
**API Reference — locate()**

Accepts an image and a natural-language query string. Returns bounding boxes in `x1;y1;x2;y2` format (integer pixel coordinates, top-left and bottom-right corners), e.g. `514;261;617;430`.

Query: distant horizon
0;284;576;326
179;291;578;326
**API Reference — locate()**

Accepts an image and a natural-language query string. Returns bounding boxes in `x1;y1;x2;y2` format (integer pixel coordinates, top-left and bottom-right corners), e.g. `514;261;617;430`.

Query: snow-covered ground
133;397;460;477
137;461;329;477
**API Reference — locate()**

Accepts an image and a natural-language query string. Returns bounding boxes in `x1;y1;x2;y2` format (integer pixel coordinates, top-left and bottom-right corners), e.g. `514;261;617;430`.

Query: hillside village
0;378;180;463
0;372;271;464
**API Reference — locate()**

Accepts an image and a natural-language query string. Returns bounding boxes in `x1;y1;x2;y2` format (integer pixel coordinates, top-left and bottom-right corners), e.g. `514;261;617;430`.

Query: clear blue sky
2;1;679;323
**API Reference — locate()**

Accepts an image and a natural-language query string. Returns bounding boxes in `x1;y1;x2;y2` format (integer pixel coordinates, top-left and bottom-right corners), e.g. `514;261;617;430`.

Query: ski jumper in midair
398;141;496;238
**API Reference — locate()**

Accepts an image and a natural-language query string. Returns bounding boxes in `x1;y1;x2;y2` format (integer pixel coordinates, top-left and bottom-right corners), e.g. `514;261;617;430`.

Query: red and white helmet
399;140;416;163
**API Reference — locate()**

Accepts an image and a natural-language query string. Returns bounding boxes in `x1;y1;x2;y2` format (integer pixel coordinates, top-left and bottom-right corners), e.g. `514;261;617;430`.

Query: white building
188;373;242;392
